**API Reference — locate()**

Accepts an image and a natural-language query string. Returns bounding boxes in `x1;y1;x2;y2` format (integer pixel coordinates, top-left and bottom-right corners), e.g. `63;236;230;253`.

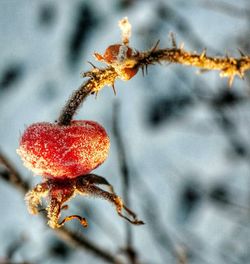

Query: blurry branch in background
5;235;28;261
110;100;212;263
141;192;184;263
205;88;250;219
111;101;195;264
0;234;32;264
0;150;29;193
123;1;212;51
133;169;213;264
200;0;250;18
155;2;212;51
112;101;139;264
0;149;125;264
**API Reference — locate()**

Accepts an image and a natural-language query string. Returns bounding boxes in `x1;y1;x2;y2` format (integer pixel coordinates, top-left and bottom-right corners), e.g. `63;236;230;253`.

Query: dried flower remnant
118;17;132;45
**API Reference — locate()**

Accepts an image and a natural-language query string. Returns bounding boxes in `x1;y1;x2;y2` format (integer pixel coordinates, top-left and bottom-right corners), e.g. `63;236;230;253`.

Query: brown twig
200;0;250;18
0;149;29;193
54;227;122;264
112;101;139;264
133;171;213;264
58;18;250;127
137;46;250;86
58;66;118;126
111;103;191;264
0;150;124;264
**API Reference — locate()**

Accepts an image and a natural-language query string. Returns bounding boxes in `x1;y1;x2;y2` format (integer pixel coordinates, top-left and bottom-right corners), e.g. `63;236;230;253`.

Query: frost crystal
117;45;129;63
119;17;131;45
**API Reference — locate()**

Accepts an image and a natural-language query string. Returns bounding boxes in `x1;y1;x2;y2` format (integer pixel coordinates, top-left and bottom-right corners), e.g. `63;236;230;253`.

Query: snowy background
0;0;250;263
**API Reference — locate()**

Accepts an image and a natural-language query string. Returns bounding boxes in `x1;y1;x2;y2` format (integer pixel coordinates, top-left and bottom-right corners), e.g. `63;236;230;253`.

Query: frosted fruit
17;121;110;179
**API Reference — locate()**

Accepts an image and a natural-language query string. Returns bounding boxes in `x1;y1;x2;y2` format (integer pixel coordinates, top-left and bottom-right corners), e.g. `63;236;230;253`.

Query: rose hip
17;120;110;179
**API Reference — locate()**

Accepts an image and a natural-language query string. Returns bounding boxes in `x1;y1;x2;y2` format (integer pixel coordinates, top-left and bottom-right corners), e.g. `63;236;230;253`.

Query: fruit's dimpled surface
17;121;110;179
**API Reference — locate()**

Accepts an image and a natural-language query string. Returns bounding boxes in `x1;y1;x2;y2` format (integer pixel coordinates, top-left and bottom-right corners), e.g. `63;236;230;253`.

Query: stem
58;66;118;126
138;48;250;85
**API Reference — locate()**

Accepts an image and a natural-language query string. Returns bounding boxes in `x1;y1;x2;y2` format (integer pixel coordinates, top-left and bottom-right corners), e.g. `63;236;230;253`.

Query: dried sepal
25;182;49;214
25;174;144;229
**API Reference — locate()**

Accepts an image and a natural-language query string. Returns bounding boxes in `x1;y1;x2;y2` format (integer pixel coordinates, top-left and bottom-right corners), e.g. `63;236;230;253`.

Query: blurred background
0;0;250;263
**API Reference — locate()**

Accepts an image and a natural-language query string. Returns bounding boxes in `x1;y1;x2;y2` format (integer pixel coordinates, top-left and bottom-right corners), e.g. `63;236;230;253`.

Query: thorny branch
137;43;250;86
200;0;250;18
58;17;250;126
0;149;124;264
58;66;118;126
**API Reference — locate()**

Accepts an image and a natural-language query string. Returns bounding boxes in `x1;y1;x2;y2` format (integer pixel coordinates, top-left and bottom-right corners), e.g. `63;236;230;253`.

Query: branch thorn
112;83;117;95
87;61;97;69
169;32;177;48
237;48;245;57
200;48;207;59
151;39;160;52
141;65;145;77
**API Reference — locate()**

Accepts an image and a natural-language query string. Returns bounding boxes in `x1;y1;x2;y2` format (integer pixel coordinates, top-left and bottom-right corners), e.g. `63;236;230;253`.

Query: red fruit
17;120;110;179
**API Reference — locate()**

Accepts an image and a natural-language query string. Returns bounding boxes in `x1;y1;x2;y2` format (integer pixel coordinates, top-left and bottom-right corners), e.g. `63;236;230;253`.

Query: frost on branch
58;17;250;126
137;41;250;87
118;17;132;45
